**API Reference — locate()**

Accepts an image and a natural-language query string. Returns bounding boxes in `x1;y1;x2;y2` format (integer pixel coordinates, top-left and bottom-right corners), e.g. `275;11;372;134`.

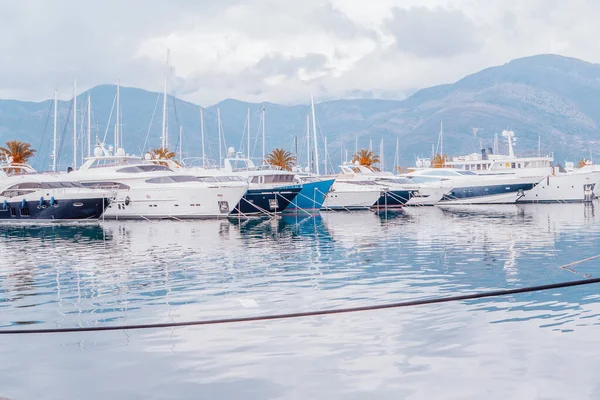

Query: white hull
103;185;247;220
322;187;382;210
406;186;447;206
517;171;600;203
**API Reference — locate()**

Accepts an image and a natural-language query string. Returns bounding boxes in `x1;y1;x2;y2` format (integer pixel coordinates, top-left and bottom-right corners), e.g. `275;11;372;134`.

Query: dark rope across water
1;276;599;335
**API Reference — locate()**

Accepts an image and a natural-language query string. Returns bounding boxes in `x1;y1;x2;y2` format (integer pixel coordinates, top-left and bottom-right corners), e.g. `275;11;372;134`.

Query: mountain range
1;54;599;172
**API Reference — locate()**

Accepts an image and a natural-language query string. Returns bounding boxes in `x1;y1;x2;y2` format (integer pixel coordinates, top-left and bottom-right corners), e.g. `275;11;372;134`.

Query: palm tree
578;158;589;168
351;149;380;171
431;153;449;168
150;147;176;160
0;140;36;164
265;148;295;171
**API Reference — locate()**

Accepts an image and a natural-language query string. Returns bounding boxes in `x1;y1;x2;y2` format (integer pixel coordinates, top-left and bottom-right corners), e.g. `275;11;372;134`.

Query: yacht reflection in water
1;203;600;334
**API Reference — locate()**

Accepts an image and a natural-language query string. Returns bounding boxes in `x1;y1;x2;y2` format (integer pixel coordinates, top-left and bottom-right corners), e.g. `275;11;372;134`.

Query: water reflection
0;204;599;330
2;204;600;398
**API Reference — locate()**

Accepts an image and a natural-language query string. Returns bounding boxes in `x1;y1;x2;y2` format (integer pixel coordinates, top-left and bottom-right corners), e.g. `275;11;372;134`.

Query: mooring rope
1;276;599;335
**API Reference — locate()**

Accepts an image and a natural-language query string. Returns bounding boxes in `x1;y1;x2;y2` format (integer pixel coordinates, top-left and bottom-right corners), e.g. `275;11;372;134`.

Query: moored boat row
2;135;600;223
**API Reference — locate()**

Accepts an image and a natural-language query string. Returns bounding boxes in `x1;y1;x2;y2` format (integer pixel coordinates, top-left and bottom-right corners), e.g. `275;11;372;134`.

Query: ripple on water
1;204;600;398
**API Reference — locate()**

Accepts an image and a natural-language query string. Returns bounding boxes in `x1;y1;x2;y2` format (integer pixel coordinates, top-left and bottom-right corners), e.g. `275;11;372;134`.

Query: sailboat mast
261;105;266;164
537;135;541;157
294;136;298;167
200;108;205;167
162;50;169;149
179;125;183;161
53;88;58;172
73;78;77;168
217;107;222;168
355;133;358;156
115;80;120;151
380;138;384;172
311;93;319;174
340;134;343;166
247;107;251;157
440;119;443;158
306;114;311;171
395;137;399;175
87;94;91;158
324;136;328;175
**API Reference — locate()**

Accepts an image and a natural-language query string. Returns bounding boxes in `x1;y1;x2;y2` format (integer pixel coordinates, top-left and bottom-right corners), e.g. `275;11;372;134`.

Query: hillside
1;54;599;172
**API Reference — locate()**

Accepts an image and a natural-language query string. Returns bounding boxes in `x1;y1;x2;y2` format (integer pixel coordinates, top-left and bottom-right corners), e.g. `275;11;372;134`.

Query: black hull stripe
231;187;301;215
0;198;110;220
441;183;536;201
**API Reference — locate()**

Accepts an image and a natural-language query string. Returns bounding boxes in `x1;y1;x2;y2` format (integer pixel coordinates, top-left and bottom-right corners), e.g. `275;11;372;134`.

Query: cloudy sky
1;0;599;105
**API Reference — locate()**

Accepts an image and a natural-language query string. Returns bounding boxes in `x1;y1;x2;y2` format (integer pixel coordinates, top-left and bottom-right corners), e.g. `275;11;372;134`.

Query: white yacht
322;166;388;210
345;164;447;207
151;151;302;216
440;130;600;203
66;146;248;220
0;162;113;221
216;151;302;216
516;162;600;203
404;168;540;205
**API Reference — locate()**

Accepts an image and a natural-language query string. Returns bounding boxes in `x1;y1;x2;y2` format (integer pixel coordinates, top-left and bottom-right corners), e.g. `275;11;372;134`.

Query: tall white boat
440;130;600;203
66;146;248;219
444;130;554;177
322;165;388;210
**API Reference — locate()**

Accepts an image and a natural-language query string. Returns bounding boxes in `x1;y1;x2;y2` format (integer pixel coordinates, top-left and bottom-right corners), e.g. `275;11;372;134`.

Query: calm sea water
2;204;600;399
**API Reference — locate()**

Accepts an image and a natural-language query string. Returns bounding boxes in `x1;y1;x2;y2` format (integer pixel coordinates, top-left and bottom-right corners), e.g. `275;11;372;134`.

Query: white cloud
1;0;600;105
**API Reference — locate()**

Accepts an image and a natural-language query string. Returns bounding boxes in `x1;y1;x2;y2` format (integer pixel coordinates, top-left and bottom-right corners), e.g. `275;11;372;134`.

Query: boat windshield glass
117;165;171;173
347;181;378;186
384;178;413;184
455;170;477;176
418;170;461;177
80;181;130;189
145;176;200;184
88;158;143;169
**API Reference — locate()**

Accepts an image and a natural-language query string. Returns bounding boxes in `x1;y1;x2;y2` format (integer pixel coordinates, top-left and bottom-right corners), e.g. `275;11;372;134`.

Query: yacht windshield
89;158;143;169
145;176;200;184
117;165;171;173
455;170;477;176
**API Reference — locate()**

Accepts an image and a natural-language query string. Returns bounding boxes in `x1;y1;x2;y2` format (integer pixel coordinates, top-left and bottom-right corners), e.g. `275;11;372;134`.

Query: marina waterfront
1;204;600;398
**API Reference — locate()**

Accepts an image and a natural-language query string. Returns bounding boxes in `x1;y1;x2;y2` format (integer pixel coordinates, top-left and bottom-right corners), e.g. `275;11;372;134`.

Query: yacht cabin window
117;165;171;173
145;176;200;184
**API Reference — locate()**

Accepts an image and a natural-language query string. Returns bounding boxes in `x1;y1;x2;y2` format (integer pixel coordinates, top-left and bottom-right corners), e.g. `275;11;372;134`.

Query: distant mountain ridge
1;54;599;172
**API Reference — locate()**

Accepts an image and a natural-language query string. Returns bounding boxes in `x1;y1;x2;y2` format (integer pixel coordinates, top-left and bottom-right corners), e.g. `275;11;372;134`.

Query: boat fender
50;196;55;206
39;197;44;207
21;199;26;209
2;200;7;210
124;196;131;206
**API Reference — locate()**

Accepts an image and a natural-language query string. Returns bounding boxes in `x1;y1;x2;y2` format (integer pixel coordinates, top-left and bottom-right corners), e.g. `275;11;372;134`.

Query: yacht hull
322;189;383;211
517;172;600;203
285;179;334;213
231;187;301;216
0;197;110;221
103;185;247;220
373;190;413;208
439;182;537;205
406;187;447;206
